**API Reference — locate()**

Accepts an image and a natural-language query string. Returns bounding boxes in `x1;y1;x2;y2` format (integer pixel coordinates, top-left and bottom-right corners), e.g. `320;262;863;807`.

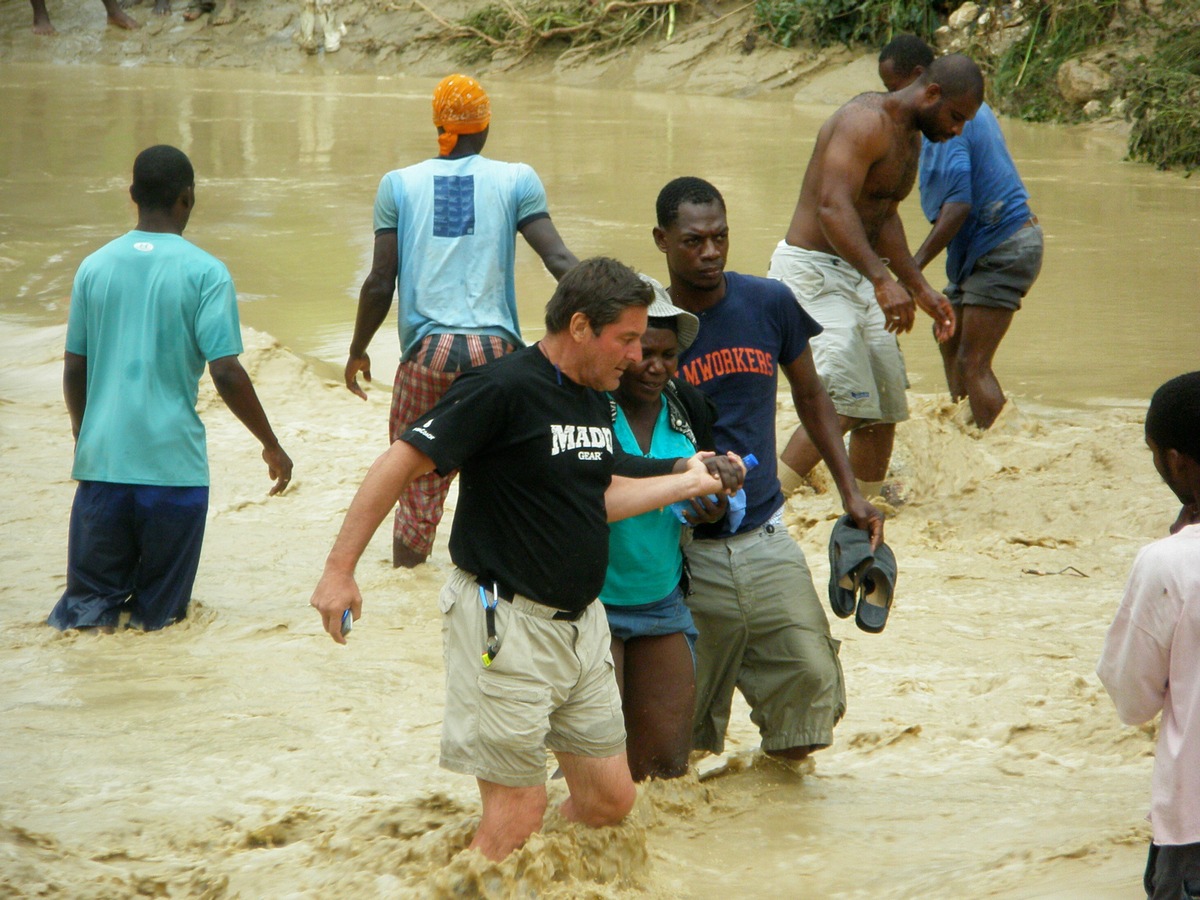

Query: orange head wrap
432;74;491;157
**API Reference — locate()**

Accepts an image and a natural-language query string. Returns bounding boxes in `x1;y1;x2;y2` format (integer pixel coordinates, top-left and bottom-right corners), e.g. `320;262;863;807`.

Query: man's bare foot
210;0;235;25
182;0;213;20
33;19;57;34
105;3;142;29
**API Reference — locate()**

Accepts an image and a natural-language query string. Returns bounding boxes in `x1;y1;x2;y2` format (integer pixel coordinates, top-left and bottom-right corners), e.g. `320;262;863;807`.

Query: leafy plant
1125;29;1200;171
752;0;944;50
988;0;1120;122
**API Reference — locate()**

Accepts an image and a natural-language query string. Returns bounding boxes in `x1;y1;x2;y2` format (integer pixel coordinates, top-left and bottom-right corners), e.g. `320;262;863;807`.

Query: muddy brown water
2;62;1197;411
0;60;1196;899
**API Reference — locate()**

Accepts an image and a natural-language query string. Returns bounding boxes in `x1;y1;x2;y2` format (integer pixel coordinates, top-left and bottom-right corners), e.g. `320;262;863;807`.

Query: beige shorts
768;241;909;423
438;567;625;787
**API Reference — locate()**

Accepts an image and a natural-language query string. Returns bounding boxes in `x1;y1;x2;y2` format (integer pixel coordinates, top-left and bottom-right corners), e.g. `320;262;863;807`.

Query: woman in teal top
600;279;723;780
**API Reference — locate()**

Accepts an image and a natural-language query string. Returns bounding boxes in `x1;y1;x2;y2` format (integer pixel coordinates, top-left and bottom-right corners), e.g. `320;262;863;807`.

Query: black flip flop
828;515;874;619
855;541;896;634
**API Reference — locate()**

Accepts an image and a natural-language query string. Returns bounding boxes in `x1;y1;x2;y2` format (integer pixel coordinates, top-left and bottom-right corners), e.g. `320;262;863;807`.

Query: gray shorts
684;512;845;754
769;241;909;423
438;568;625;787
946;223;1044;311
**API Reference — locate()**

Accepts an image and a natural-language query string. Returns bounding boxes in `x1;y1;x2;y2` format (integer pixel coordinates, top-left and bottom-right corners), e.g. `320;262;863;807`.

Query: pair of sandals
828;515;896;633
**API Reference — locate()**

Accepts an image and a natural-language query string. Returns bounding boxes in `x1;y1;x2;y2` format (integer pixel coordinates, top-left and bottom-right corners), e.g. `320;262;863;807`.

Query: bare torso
784;93;921;255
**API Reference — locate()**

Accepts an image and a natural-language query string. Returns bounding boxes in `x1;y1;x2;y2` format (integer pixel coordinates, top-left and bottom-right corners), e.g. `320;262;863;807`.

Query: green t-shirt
598;402;694;607
65;230;243;486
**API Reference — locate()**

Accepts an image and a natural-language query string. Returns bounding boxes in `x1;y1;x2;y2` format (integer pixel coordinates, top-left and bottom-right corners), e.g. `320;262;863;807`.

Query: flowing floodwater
1;61;1198;899
1;62;1197;408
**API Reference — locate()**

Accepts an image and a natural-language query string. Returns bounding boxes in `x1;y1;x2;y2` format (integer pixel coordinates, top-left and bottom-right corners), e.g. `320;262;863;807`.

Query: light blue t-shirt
599;402;696;607
919;103;1031;286
373;154;549;360
65;230;243;487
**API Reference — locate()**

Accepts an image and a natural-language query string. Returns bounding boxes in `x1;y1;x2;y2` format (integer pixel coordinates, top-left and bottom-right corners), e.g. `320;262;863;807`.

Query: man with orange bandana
345;74;578;568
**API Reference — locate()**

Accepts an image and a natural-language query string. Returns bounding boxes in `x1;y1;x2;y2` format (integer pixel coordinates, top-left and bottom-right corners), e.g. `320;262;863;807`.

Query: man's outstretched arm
913;201;971;270
878;212;955;343
63;351;87;441
520;216;579;280
209;355;293;495
311;439;435;643
345;232;399;399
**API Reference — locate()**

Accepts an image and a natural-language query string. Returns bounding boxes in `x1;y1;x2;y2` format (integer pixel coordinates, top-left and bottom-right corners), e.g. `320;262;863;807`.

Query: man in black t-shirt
311;257;744;861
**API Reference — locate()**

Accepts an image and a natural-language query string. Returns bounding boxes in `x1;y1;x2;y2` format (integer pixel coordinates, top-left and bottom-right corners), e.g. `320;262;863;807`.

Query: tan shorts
438;568;626;787
768;241;909;423
685;513;846;754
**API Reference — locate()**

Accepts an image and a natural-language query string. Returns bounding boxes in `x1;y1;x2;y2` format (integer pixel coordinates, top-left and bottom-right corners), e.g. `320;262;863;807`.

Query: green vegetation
1125;29;1200;171
417;0;682;63
752;0;943;49
751;0;1200;171
986;0;1119;122
422;0;1199;171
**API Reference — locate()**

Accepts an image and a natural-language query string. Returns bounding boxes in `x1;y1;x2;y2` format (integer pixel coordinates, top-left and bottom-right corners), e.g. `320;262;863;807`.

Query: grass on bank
1125;29;1200;171
414;0;685;64
421;0;1199;171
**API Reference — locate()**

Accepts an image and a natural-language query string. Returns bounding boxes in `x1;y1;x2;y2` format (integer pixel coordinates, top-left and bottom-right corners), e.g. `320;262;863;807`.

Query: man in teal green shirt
49;145;292;632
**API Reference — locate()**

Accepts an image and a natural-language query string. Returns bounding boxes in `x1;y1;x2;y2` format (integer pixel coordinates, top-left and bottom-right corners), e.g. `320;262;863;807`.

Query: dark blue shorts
603;586;698;649
48;481;209;631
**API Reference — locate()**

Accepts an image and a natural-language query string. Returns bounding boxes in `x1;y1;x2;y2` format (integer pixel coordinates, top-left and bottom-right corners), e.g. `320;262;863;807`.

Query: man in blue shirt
50;145;292;632
880;36;1044;429
654;177;883;766
344;73;578;568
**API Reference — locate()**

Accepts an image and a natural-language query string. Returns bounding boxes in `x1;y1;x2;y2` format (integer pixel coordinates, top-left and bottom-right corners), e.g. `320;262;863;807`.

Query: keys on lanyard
479;582;501;667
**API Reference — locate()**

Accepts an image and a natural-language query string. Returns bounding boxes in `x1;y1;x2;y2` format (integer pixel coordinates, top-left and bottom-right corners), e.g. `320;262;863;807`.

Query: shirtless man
769;54;983;499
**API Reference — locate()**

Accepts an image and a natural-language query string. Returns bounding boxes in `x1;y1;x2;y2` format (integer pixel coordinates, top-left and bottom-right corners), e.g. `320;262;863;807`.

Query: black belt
475;576;584;622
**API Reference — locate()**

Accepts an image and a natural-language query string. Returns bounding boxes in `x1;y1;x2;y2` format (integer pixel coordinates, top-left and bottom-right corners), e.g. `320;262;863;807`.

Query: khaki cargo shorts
685;513;846;755
438;567;626;787
769;241;909;423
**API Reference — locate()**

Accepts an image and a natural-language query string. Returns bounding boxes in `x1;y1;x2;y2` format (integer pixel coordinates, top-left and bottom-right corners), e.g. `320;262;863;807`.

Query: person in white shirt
1098;370;1200;900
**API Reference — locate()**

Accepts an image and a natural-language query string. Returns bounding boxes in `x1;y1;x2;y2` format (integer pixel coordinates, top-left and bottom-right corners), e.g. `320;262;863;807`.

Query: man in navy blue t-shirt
653;177;884;764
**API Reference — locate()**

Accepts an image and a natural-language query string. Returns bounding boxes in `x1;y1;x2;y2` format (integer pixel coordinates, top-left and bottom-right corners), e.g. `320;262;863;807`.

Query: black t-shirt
401;346;674;613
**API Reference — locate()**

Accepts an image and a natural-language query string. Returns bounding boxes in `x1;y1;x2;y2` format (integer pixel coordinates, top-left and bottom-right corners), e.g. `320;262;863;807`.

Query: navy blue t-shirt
677;272;822;536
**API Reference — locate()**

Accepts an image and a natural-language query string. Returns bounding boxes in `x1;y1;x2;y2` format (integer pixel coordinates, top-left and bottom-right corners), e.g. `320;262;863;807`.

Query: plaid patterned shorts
389;333;514;556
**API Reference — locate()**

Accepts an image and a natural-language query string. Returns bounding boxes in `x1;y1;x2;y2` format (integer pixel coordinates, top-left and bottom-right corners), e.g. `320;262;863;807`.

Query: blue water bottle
672;453;758;528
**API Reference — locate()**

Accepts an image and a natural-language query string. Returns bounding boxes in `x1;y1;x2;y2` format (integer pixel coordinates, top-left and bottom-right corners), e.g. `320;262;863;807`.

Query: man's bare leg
471;780;548;861
778;414;857;489
937;324;966;401
102;0;141;29
954;305;1014;430
31;0;57;33
847;422;894;484
210;0;236;25
554;750;637;828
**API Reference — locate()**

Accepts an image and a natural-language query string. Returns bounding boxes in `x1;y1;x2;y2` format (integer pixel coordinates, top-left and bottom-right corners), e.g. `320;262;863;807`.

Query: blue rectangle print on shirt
433;175;475;237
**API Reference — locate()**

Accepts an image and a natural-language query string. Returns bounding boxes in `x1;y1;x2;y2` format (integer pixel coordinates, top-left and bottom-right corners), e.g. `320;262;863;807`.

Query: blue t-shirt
373;154;549;359
677;272;822;536
919;103;1031;286
65;230;244;487
599;402;694;606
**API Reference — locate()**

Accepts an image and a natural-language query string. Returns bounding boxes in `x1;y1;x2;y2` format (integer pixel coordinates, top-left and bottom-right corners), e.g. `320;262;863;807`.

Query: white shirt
1098;523;1200;845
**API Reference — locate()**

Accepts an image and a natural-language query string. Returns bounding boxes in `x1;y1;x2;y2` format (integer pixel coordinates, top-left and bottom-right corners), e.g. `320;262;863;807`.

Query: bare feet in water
31;0;140;33
181;0;212;20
